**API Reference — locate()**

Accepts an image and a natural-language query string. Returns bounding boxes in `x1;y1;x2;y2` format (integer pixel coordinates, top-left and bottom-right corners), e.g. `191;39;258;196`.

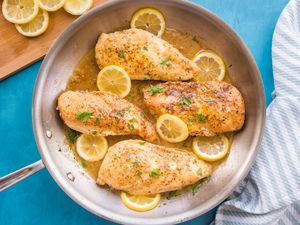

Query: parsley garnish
151;168;161;177
128;123;134;133
92;131;97;135
177;98;192;106
192;182;202;196
172;155;177;161
196;113;207;123
143;46;148;51
204;98;216;103
81;160;87;168
129;117;138;123
147;85;165;96
96;117;101;123
139;141;146;145
118;50;125;59
135;170;142;176
197;168;202;176
160;56;171;66
76;112;93;122
167;191;178;200
67;129;80;143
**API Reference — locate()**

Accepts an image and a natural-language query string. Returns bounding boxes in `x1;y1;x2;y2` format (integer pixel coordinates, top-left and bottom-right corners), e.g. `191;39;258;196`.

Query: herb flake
118;50;125;59
151;168;161;177
177;98;192;106
139;141;146;145
67;129;80;143
143;46;148;51
76;112;93;123
160;56;171;66
196;113;207;123
167;191;178;200
147;85;165;96
192;182;202;196
135;170;142;176
197;168;202;176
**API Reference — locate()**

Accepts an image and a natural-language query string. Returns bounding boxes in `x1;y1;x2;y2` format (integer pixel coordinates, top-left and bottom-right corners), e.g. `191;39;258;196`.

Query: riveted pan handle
0;160;45;192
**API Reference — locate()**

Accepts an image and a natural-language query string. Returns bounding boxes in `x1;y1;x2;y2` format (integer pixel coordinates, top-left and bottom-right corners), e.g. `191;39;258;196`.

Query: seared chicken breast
97;140;212;195
95;28;200;81
58;91;158;142
143;81;245;136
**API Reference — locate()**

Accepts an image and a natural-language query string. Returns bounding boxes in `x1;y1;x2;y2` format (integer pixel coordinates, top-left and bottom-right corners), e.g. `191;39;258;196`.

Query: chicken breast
97;140;212;195
95;28;200;81
143;81;245;136
57;91;158;142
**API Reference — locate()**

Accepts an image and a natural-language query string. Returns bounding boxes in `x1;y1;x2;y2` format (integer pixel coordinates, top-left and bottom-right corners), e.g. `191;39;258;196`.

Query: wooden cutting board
0;0;106;80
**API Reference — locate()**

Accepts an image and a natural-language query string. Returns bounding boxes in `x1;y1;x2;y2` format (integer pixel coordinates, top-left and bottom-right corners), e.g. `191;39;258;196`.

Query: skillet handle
0;160;45;192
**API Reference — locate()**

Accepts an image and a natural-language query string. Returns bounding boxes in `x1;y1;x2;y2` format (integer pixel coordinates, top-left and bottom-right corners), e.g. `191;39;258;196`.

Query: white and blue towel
215;0;300;224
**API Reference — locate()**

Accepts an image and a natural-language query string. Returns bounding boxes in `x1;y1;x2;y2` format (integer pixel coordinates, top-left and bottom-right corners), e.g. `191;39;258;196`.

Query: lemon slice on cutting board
2;0;39;24
64;0;93;15
76;134;108;161
193;51;226;82
97;65;131;98
192;135;229;162
130;8;166;37
38;0;65;12
15;9;49;37
156;114;189;143
120;192;161;212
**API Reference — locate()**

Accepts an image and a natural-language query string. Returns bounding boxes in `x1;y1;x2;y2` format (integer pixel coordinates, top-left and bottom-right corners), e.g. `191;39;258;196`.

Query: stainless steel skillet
0;0;266;224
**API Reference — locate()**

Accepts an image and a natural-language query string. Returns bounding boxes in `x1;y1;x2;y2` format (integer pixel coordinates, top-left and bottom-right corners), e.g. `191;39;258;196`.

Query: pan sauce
65;28;233;181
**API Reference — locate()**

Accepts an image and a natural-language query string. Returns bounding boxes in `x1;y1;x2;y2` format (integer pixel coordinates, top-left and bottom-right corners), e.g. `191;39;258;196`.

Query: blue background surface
0;0;289;224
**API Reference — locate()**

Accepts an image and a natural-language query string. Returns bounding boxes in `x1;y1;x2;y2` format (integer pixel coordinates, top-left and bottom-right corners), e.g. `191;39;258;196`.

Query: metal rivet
67;172;75;182
46;130;52;138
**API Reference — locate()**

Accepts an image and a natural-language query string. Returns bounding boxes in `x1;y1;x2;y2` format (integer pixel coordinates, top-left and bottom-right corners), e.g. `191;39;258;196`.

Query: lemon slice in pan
156;114;189;143
192;135;229;162
193;51;226;81
97;65;131;98
120;192;161;212
130;8;166;37
76;134;108;161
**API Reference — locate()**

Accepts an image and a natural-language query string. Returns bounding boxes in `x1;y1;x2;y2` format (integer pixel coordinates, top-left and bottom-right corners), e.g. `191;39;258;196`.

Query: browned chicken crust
97;140;212;195
95;28;200;81
143;81;245;136
57;91;158;142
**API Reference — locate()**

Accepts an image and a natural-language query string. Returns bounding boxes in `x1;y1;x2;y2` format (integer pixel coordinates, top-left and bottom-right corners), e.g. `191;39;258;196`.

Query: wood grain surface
0;0;106;80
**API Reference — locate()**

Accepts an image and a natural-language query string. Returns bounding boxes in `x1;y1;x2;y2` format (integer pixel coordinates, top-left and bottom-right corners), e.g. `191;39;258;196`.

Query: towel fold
215;0;300;224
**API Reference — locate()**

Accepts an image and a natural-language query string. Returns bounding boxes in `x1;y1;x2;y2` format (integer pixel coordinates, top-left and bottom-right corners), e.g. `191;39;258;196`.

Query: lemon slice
97;65;131;98
38;0;65;11
156;114;189;143
130;8;166;37
120;192;161;212
193;51;226;81
64;0;93;15
15;9;49;37
2;0;39;24
192;135;229;162
76;134;108;161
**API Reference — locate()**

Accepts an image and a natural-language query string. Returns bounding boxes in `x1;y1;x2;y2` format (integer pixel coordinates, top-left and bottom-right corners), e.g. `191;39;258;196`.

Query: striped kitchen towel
215;0;300;224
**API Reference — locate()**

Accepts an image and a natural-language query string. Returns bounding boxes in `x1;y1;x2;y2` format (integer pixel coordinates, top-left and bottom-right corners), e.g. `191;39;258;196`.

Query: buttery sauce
65;29;233;181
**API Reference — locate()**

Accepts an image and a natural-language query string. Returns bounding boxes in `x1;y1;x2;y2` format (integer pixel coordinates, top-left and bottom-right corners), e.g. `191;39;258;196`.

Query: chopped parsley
167;191;179;200
129;117;138;124
118;50;125;59
151;168;161;177
147;85;165;96
177;98;192;106
81;160;87;168
143;46;148;51
160;56;171;66
96;117;101;123
204;98;216;103
92;131;97;135
128;123;134;133
197;168;202;176
127;92;135;99
172;155;177;161
139;141;146;145
67;129;80;143
76;112;93;123
192;182;202;196
196;113;207;123
135;170;142;176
